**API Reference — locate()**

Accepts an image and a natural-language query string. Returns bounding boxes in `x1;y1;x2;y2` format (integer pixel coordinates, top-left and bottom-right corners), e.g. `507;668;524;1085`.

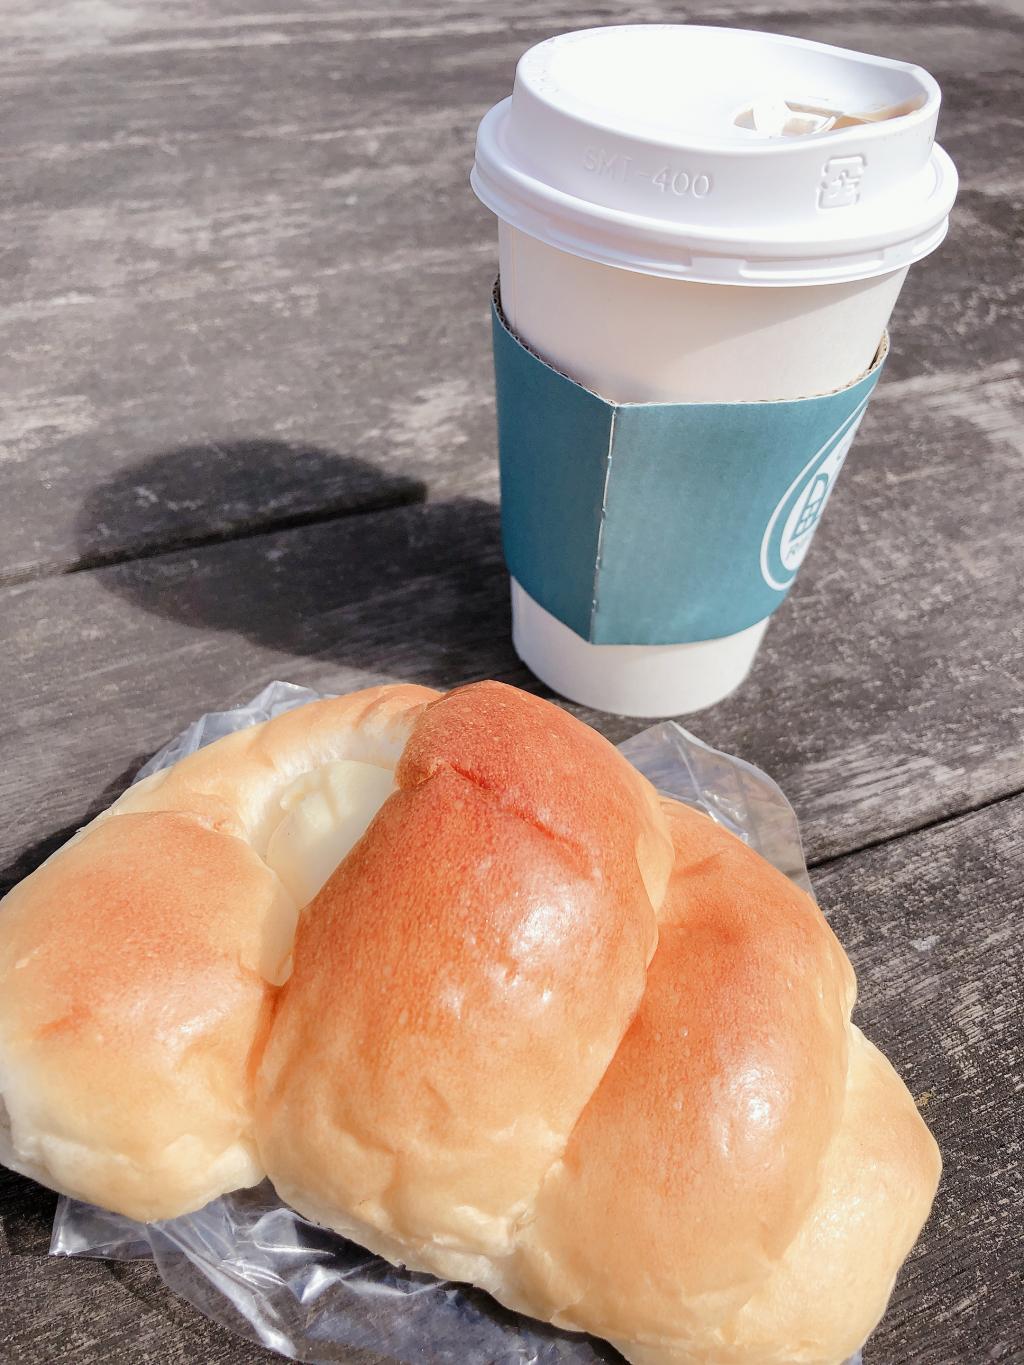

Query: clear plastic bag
49;683;858;1365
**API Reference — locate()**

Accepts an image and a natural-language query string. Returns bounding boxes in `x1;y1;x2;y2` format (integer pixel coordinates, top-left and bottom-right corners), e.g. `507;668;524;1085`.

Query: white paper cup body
498;222;907;404
511;581;771;718
475;26;956;717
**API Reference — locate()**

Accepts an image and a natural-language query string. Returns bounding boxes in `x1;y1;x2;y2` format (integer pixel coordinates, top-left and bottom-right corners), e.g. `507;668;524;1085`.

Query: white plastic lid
472;25;958;285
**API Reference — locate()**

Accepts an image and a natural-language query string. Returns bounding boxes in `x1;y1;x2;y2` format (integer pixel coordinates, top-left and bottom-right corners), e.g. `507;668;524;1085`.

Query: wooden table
1;1;1022;1361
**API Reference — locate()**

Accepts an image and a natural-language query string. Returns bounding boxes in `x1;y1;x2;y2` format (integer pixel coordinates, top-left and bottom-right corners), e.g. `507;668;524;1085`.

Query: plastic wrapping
49;682;858;1365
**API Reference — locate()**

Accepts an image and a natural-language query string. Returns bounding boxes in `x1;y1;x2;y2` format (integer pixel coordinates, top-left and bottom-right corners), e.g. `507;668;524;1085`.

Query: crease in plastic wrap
49;681;859;1365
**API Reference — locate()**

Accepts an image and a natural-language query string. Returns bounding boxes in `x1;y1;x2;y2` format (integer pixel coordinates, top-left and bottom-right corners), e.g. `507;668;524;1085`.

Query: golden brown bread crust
396;680;673;909
0;812;281;1219
687;1028;942;1365
0;680;939;1363
512;803;938;1364
617;1028;941;1365
256;682;674;1257
516;801;857;1336
0;684;437;1218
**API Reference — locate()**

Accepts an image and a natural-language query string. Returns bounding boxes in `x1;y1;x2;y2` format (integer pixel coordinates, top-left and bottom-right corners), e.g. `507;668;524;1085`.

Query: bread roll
257;681;673;1271
511;804;939;1363
0;680;938;1363
0;811;281;1220
0;684;436;1218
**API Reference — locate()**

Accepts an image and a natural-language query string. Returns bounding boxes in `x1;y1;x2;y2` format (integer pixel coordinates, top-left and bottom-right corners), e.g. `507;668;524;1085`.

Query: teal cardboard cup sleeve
492;285;888;649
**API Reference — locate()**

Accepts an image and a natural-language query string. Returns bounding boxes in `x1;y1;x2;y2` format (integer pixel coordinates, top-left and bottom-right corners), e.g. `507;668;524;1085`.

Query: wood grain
815;796;1024;1365
0;396;1021;896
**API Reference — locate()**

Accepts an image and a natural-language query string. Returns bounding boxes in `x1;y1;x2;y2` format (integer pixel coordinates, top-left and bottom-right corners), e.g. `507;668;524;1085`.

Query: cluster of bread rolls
0;681;938;1364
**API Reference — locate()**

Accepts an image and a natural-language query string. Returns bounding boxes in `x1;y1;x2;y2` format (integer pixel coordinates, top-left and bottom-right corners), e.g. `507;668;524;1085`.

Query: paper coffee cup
498;226;904;717
473;25;957;716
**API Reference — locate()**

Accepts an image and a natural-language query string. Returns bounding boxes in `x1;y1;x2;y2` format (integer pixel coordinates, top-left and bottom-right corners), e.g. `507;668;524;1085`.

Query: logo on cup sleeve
759;399;870;592
819;154;866;209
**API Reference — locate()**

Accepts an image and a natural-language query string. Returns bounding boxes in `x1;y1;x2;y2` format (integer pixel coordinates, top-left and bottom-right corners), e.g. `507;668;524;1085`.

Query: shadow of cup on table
74;438;522;691
74;437;429;568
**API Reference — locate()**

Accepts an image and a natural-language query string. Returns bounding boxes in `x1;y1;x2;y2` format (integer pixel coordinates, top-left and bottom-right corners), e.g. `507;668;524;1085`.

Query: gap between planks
0;488;428;590
807;783;1024;873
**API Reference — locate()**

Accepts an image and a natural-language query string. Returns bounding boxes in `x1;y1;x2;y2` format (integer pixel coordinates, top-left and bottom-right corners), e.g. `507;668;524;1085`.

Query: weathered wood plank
2;355;1022;891
2;790;1019;1363
0;0;1021;579
814;797;1024;1364
0;1171;283;1365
